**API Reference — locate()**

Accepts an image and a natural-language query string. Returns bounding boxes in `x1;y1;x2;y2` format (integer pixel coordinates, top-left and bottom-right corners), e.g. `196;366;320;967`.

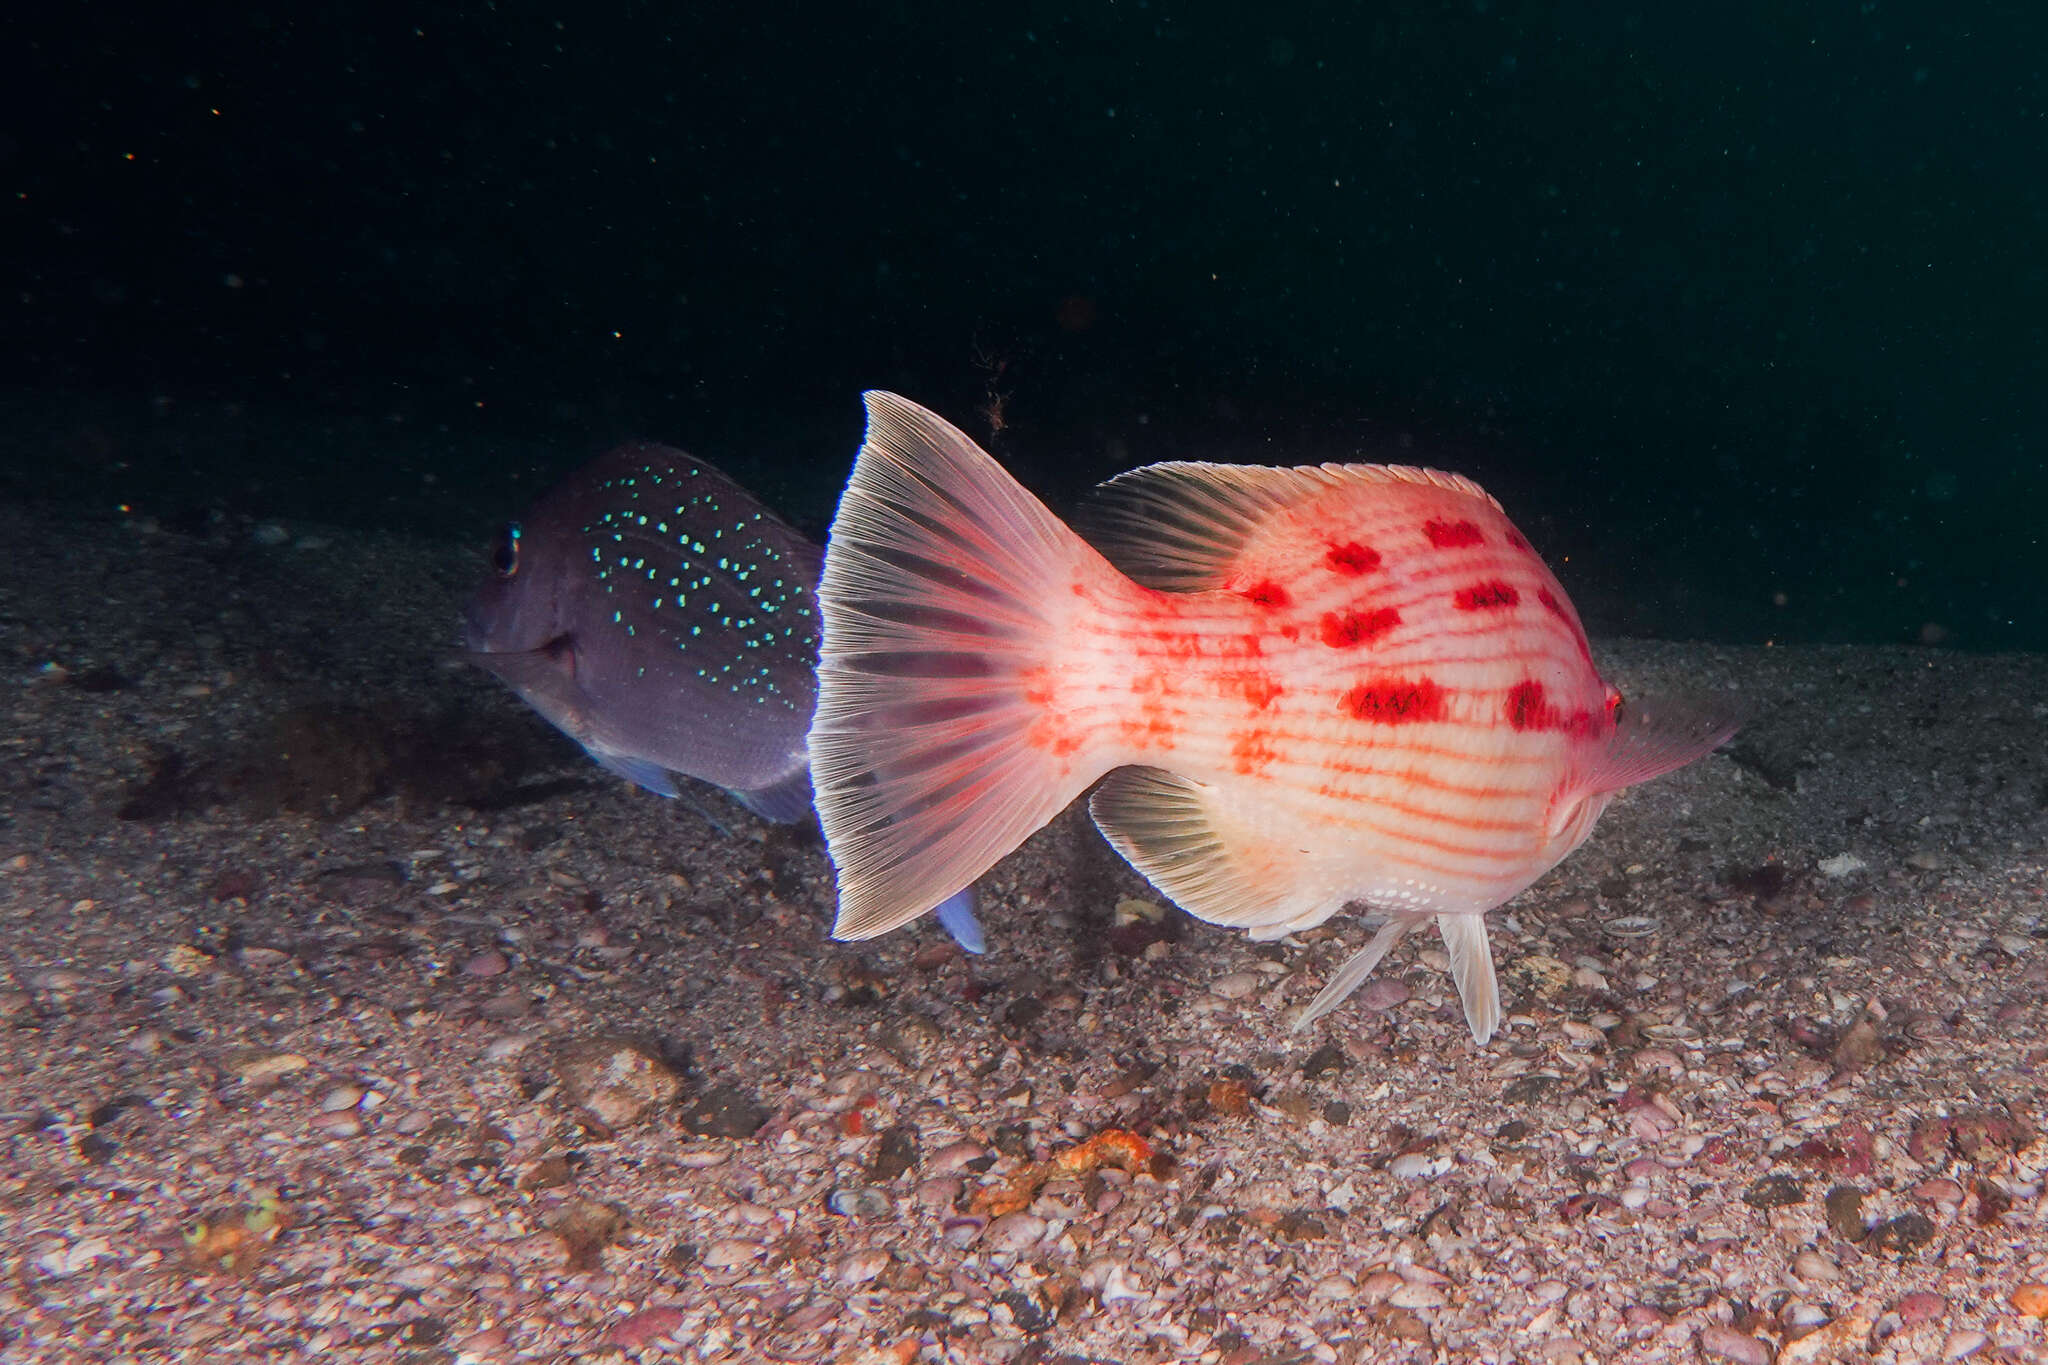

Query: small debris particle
1300;1043;1346;1079
679;1084;769;1139
869;1124;919;1183
1825;1185;1868;1241
551;1199;625;1271
1742;1174;1806;1209
1867;1212;1937;1254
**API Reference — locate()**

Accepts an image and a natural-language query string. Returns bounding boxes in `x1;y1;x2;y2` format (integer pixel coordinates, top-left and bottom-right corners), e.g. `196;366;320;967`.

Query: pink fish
810;394;1741;1042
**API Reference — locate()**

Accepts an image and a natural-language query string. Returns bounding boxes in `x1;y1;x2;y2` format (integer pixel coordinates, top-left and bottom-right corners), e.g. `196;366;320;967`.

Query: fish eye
492;522;523;579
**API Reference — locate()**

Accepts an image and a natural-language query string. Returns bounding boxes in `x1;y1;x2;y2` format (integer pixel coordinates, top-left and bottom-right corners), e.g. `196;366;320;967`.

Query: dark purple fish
462;442;823;820
461;441;988;951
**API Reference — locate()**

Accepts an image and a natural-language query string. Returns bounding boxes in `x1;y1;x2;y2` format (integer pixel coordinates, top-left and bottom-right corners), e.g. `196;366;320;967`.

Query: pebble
1792;1249;1843;1283
1387;1282;1448;1310
464;949;509;977
675;1145;729;1169
1388;1152;1446;1180
1619;1184;1651;1209
926;1140;989;1176
917;1177;962;1209
1210;971;1262;1000
1699;1324;1771;1365
319;1084;364;1113
310;1111;363;1138
1894;1291;1947;1326
700;1238;764;1269
483;1033;534;1062
942;1216;985;1248
1912;1177;1965;1205
783;1300;840;1333
234;1051;310;1086
835;1248;890;1286
1359;1271;1405;1303
1943;1331;1988;1360
1310;1274;1356;1301
1779;1317;1874;1364
2012;1283;2048;1317
827;1186;890;1219
984;1211;1048;1253
1359;979;1410;1011
608;1307;685;1349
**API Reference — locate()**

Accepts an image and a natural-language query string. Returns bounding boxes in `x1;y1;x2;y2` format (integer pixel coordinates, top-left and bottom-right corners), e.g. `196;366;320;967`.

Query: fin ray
812;393;1109;940
1292;917;1418;1031
1085;461;1501;591
1088;767;1330;934
1438;913;1502;1044
1587;691;1746;793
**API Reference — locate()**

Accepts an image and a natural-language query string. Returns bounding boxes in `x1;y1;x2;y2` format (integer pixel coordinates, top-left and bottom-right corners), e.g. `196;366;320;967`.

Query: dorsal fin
1085;461;1501;592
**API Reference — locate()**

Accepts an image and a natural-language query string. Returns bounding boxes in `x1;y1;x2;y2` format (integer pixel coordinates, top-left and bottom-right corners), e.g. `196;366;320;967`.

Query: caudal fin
810;392;1110;941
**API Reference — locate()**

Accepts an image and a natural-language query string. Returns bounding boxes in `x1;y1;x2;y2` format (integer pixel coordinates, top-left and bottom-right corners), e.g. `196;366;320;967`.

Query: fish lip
455;634;574;663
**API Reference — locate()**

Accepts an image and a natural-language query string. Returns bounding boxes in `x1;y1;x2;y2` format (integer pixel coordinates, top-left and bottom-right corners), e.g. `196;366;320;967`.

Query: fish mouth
455;634;577;675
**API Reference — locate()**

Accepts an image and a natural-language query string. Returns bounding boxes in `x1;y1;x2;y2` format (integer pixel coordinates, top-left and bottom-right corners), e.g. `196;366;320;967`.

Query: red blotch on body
1504;679;1557;732
1504;680;1599;736
1229;671;1284;710
1319;606;1401;648
1231;729;1280;776
1506;528;1531;552
1027;714;1087;758
1324;541;1382;576
1118;672;1179;750
1454;580;1520;611
1241;579;1291;609
1424;518;1484;549
1342;677;1447;725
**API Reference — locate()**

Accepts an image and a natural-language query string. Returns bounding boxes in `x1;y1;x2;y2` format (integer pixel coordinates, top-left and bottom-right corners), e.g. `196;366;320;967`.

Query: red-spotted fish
459;441;988;954
809;394;1741;1041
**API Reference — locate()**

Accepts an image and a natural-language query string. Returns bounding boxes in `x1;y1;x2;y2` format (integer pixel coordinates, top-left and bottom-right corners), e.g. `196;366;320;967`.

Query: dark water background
10;2;2045;649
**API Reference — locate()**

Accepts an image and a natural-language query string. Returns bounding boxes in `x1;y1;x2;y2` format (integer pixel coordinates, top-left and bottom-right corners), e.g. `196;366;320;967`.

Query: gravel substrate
3;500;2046;1364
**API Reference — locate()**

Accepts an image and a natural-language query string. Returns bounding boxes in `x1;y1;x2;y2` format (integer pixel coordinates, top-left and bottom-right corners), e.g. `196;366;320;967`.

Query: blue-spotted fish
463;441;986;953
809;394;1741;1039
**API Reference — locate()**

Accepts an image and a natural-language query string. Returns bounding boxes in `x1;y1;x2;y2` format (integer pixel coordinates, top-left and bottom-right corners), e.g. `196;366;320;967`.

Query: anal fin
589;748;681;798
1088;767;1329;936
